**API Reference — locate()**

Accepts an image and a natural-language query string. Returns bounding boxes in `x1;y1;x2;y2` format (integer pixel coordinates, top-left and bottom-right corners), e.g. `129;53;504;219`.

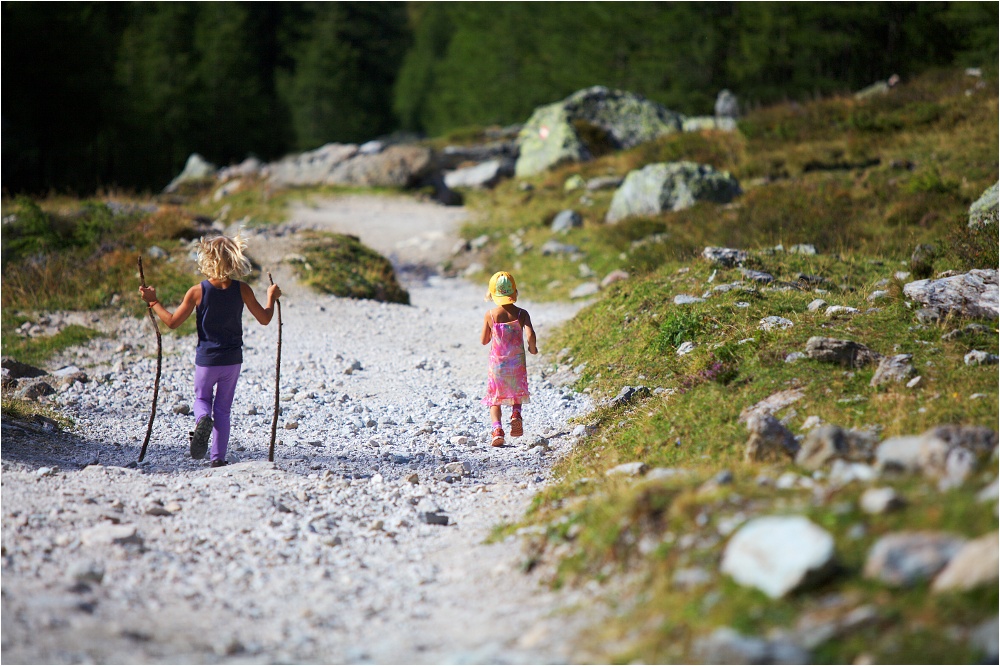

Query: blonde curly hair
197;233;252;280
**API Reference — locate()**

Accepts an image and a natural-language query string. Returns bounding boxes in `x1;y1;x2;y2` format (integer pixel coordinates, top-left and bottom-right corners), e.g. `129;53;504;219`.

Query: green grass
459;69;998;300
293;231;410;304
1;325;104;368
459;68;1000;663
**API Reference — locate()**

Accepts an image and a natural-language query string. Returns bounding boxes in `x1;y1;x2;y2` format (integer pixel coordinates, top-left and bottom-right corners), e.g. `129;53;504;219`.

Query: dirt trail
1;194;601;664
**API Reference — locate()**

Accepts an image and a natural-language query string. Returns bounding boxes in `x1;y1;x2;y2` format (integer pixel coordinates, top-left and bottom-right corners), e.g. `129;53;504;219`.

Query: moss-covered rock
968;181;998;229
605;161;741;223
295;232;409;305
515;86;684;177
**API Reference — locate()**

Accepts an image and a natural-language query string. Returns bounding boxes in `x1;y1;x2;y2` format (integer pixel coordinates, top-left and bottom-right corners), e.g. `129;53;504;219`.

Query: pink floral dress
482;310;531;406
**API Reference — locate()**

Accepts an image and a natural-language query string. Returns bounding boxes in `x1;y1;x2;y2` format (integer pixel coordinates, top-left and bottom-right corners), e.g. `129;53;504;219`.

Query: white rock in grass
676;341;696;356
721;516;835;598
759;316;793;331
965;350;999;366
674;294;705;305
807;299;828;312
860;487;905;514
932;531;999;592
825;305;860;317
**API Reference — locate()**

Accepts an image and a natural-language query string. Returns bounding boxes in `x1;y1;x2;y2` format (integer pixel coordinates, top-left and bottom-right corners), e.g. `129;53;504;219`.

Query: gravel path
1;195;600;664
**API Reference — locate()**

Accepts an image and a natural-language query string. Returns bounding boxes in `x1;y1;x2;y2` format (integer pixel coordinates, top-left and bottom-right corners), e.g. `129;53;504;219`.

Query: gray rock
860;487;906;514
715;89;740;119
915;307;941;324
964;349;999;366
600;269;630;288
67;560;105;585
702;247;748;267
693;627;810;665
968;181;998;229
867;289;890;302
586;175;624;191
970;616;999;663
164;153;216;192
870;354;916;387
444;159;512;189
418;510;449;526
674;294;705;305
147;245;168;260
864;532;965;586
540;240;579;256
744;413;799;463
876;425;997;478
18;381;56;400
80;524;143;547
569;282;600;299
682;116;738;132
759;316;793;331
930;531;998;592
550;209;583;233
825;305;860;317
721;516;835;598
909;243;938;279
606;462;648;477
606;162;740;223
741;268;774;284
788;244;817;255
902;269;998;320
807;299;828;312
796;425;876;470
609;385;650;409
328;144;435;188
785;352;807;363
941;323;991;341
172;403;191;415
805;336;882;368
515;86;683;177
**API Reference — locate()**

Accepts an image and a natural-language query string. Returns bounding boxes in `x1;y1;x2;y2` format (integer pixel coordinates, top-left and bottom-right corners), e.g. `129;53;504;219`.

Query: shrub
653;310;702;352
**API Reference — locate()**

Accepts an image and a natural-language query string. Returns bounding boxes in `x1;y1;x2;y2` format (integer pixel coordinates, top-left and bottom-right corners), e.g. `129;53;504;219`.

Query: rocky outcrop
267;143;359;187
328;145;435;188
744;413;799;462
164;153;216;193
969;181;998;229
869;354;916;387
902;269;998;320
863;532;965;586
702;247;748;267
795;425;876;470
515;86;684;177
875;425;998;487
443;159;514;189
605;162;740;223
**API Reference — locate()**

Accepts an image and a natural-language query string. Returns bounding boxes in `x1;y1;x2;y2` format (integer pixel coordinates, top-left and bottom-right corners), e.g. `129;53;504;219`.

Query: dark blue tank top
195;280;244;367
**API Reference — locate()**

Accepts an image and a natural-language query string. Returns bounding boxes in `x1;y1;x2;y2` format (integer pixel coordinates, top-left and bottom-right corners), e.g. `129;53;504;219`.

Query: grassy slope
463;69;999;663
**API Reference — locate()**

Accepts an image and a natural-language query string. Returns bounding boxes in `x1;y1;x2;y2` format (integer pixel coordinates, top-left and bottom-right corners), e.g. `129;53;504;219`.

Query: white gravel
1;196;600;663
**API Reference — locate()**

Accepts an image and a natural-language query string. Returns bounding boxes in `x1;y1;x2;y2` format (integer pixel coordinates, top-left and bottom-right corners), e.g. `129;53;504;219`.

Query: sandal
510;414;523;438
491;427;505;447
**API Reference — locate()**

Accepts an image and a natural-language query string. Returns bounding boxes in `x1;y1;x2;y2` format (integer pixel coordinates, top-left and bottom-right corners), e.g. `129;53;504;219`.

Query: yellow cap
488;271;518;305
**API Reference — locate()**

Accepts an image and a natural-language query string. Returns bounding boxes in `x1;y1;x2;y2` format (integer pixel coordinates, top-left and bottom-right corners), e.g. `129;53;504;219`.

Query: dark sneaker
190;415;213;460
210;459;228;468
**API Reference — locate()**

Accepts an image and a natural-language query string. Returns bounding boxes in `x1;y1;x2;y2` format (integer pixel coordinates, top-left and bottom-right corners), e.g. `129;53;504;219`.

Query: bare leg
489;405;502;423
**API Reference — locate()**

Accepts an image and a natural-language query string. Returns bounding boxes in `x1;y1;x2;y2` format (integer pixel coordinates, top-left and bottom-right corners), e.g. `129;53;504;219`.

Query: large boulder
902;269;998;320
605;161;740;223
932;531;999;592
328;144;435;188
721;516;836;598
164;153;216;193
515;86;684;177
268;143;359;187
969;181;998;229
869;354;916;387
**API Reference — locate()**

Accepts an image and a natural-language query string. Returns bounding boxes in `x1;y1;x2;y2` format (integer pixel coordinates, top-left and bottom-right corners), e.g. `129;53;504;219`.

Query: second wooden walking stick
268;272;282;462
138;257;162;463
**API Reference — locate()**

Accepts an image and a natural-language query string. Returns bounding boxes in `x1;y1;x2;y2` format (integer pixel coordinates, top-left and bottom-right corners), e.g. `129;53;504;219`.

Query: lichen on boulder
605;161;741;223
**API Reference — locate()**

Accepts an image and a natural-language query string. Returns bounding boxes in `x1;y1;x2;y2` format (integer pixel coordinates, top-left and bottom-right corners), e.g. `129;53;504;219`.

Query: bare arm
480;311;493;345
521;310;538;354
241;281;281;325
139;284;200;330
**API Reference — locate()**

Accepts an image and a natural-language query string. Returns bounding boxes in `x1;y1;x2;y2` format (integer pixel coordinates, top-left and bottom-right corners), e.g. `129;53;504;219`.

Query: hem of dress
481;397;531;406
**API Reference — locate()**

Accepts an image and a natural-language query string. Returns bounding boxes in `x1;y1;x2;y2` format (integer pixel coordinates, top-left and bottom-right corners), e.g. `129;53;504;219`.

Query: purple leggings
194;364;241;462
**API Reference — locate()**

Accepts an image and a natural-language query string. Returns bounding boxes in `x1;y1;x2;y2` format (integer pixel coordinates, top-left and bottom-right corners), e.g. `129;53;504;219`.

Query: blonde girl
139;233;280;466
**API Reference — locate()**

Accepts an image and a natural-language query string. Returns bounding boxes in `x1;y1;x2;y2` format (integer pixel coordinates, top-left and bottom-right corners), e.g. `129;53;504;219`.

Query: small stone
702;247;748;267
569;282;600;299
931;531;999;592
965;350;999;366
145;504;173;517
693;627;810;665
906;376;923;389
67;560;105;585
870;354;916;387
785;352;807;363
404;473;420;485
863;532;965;586
284;422;299;430
172;403;191;415
860;487;906;514
759;316;793;331
600;270;630;288
449;436;468;446
80;524;143;547
676;341;696;356
867;290;890;302
606;462;648;477
807;299;828;312
825;305;860;317
674;294;705;305
721;516;835;598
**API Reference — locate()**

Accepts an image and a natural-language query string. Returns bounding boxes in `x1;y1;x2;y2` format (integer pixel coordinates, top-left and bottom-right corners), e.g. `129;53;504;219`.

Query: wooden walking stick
137;257;162;462
267;272;282;462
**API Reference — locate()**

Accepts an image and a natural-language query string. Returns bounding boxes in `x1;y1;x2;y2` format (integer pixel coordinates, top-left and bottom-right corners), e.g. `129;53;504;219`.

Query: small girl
480;271;537;447
138;233;280;467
